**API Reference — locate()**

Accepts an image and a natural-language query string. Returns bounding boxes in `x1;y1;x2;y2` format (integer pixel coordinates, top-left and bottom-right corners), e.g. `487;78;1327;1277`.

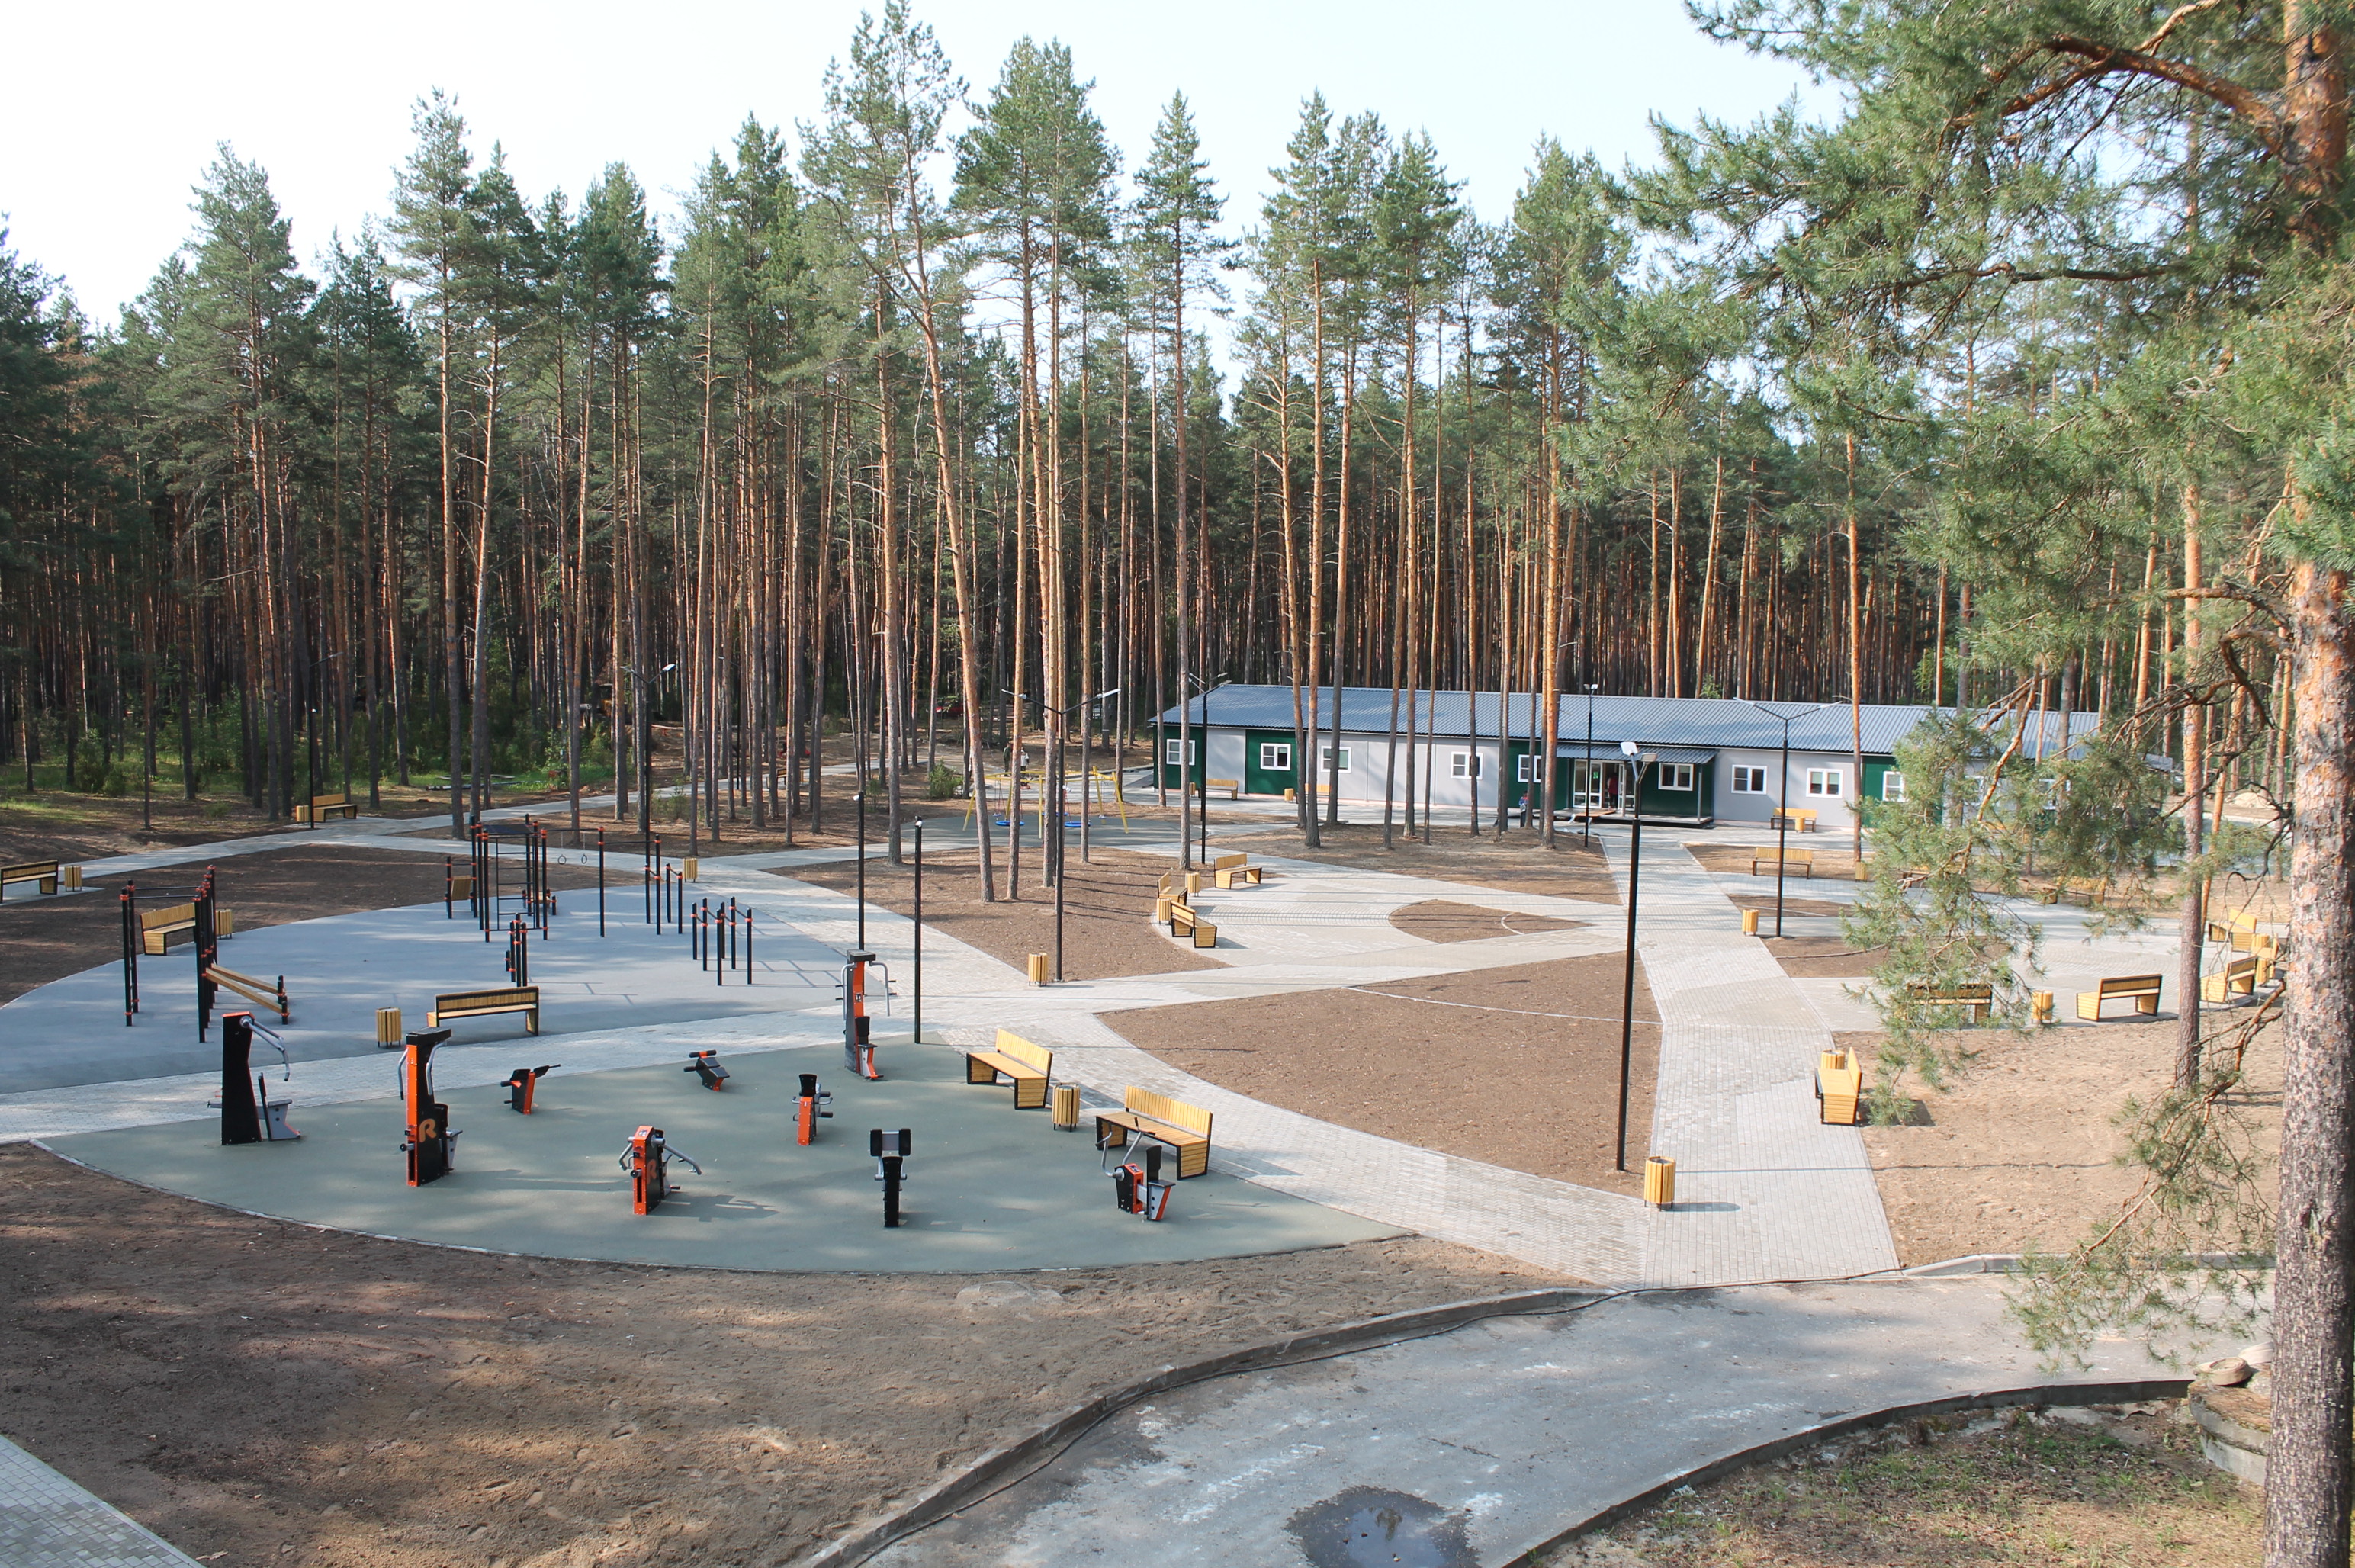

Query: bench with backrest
1094;1086;1213;1178
1158;868;1206;900
2206;911;2262;950
1816;1049;1865;1126
292;792;360;824
1770;807;1818;833
1166;899;1217;949
2077;973;2163;1021
1202;777;1242;800
1213;852;1263;890
1;860;60;900
1904;981;1994;1024
2202;955;2262;1004
207;965;289;1022
427;985;542;1036
964;1028;1053;1109
1750;848;1814;879
142;902;198;956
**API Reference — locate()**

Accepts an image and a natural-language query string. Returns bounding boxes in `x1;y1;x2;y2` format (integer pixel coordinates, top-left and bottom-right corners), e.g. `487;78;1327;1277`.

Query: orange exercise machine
502;1063;557;1113
401;1028;455;1185
842;950;885;1079
621;1126;701;1214
685;1049;730;1091
797;1072;834;1145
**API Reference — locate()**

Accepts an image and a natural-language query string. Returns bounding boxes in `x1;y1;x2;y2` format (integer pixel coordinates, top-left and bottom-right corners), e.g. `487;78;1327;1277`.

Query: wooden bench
1;860;59;899
1158;869;1205;900
427;985;542;1035
1904;982;1993;1024
2202;956;2262;1004
964;1029;1053;1109
2077;973;2162;1021
206;965;289;1022
1094;1087;1213;1178
292;792;360;824
1817;1049;1864;1126
1167;899;1217;949
2206;911;2263;951
1770;808;1818;832
1203;777;1242;800
1213;852;1263;890
141;902;197;955
1750;848;1814;878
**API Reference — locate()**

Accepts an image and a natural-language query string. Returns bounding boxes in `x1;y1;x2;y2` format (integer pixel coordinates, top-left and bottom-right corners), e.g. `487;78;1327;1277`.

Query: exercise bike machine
217;1011;301;1145
1107;1140;1174;1221
401;1027;457;1186
622;1126;701;1214
841;950;890;1080
797;1072;834;1145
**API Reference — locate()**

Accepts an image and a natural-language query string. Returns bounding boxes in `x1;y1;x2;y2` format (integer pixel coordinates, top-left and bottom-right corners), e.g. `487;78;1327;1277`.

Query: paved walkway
867;1274;2196;1567
0;1434;199;1567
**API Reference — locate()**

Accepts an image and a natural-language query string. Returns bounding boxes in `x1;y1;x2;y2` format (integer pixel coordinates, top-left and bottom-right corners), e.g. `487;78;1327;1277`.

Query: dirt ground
1387;900;1585;943
0;1144;1566;1568
1763;932;1888;980
1212;819;1621;903
1104;953;1661;1194
0;847;604;1009
1542;1400;2256;1567
1852;1011;2284;1266
1682;837;1863;882
783;845;1221;980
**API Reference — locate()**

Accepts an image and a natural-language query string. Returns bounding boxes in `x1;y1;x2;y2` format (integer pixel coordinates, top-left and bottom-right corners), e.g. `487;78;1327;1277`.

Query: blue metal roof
1155;685;2099;760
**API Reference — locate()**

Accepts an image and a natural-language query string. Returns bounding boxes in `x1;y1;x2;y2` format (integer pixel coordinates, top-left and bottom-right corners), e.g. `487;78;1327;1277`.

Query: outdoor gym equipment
466;818;554;937
503;915;530;987
217;1011;301;1145
685;1049;730;1091
400;1027;457;1186
622;1125;701;1214
1106;1140;1174;1221
870;1128;911;1228
503;1064;557;1113
192;867;223;1042
796;1072;834;1145
842;950;888;1079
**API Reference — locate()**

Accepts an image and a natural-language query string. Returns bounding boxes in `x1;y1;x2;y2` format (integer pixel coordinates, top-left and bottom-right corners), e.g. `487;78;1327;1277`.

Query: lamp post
1616;738;1655;1173
1743;700;1834;939
620;662;676;837
1038;688;1119;983
1181;672;1224;872
1582;683;1600;848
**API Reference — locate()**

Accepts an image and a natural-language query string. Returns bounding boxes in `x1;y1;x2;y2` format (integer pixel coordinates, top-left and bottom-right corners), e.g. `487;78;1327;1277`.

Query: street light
1181;672;1226;871
1039;686;1119;983
1582;684;1601;848
1743;700;1837;939
1616;738;1656;1173
621;662;676;837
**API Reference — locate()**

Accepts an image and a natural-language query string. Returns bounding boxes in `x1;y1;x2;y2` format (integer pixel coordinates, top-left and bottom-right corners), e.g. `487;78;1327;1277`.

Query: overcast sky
5;0;1825;329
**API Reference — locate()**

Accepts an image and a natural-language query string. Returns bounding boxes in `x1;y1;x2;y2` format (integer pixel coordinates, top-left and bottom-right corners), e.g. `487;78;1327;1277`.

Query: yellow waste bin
375;1007;403;1047
1643;1155;1677;1208
2032;990;2055;1025
1026;952;1050;985
1051;1084;1080;1131
1742;908;1759;935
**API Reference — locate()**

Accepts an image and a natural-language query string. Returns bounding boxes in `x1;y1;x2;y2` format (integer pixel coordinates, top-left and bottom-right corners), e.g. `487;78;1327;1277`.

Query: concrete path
869;1274;2194;1567
0;1433;200;1568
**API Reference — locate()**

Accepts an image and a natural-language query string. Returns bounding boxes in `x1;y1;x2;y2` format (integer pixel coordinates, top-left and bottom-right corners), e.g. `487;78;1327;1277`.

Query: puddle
1287;1486;1476;1567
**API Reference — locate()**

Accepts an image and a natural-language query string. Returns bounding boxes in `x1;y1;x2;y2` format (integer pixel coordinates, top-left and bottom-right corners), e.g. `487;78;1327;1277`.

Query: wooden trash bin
1643;1155;1676;1208
683;857;699;882
1051;1084;1080;1131
62;866;83;890
2032;990;2055;1025
1026;952;1050;985
375;1007;403;1047
1742;908;1759;935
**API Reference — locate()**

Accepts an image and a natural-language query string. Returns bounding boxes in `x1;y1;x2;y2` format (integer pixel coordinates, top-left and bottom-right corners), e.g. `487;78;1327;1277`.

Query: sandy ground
1762;931;1888;980
784;846;1221;980
1104;953;1661;1194
0;1144;1565;1568
1852;1011;2284;1265
0;847;605;1009
1212;820;1621;904
1387;900;1584;943
1682;838;1863;882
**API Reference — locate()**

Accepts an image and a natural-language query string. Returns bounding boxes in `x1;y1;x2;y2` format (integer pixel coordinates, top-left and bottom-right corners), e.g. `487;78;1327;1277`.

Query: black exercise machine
685;1049;729;1091
870;1127;911;1228
797;1072;834;1145
401;1027;456;1186
217;1011;300;1145
503;1064;557;1113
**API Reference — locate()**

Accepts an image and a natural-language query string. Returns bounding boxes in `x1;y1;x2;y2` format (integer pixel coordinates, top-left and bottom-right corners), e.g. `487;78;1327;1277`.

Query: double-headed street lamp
1742;699;1837;939
1614;738;1658;1174
620;662;676;837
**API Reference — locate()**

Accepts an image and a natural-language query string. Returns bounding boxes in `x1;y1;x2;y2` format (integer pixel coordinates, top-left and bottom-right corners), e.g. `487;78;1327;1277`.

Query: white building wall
1715;747;1864;831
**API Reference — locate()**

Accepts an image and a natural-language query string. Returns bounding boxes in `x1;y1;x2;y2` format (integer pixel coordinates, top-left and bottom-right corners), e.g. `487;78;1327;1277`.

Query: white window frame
1730;764;1767;794
1258;741;1293;773
1318;745;1351;774
1163;738;1196;766
1881;770;1906;802
1658;762;1695;792
1450;751;1480;779
1806;767;1843;798
1516;753;1538;782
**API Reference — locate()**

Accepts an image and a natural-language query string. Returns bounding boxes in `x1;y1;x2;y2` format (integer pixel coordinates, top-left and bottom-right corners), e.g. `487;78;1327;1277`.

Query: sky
4;0;1826;331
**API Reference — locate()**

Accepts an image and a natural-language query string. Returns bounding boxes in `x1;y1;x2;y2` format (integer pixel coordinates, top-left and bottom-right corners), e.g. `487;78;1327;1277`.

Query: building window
1731;764;1768;794
1259;742;1293;773
1807;767;1843;798
1517;753;1539;782
1164;738;1196;765
1318;746;1351;774
1658;763;1695;792
1881;770;1905;802
1451;751;1480;779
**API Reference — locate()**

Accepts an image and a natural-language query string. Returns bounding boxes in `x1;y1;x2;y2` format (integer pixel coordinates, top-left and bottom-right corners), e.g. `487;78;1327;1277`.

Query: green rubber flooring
43;1043;1396;1271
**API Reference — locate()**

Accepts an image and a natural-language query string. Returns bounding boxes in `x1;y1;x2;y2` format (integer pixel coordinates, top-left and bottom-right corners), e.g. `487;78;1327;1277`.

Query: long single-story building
1154;686;2098;831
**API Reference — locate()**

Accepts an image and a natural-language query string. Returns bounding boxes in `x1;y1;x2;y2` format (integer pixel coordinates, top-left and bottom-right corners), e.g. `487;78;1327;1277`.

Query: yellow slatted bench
428;985;541;1035
141;902;223;956
292;792;359;824
1817;1049;1864;1126
1094;1087;1213;1178
1;860;59;899
1158;869;1206;900
2206;911;2262;951
1904;982;1994;1024
2202;956;2261;1004
206;965;289;1022
1213;853;1263;890
2077;973;2162;1021
1770;808;1818;832
1167;900;1217;949
1203;777;1242;800
964;1028;1052;1110
1751;848;1814;878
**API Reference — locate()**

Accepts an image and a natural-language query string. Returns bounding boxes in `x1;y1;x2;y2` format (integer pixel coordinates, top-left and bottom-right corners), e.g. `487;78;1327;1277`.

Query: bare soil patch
0;846;603;1009
1853;1013;2283;1266
783;846;1219;980
1682;839;1862;882
1541;1400;2255;1567
0;1143;1562;1568
1724;892;1846;918
1764;933;1888;979
1104;953;1660;1194
1387;900;1585;943
1211;820;1620;904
